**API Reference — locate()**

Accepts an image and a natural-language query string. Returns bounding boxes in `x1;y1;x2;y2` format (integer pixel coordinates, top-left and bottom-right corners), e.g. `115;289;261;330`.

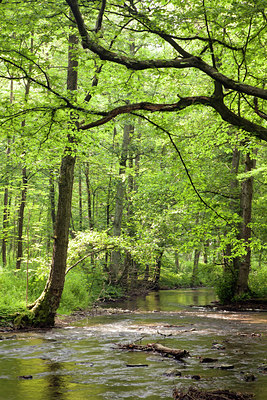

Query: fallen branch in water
118;343;189;360
173;387;254;400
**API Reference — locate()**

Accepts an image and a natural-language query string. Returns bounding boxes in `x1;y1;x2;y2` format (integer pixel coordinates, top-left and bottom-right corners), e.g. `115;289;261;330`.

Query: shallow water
0;289;266;400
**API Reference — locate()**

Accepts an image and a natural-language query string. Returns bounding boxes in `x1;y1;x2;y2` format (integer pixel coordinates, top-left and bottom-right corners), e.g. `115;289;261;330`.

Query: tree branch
66;245;115;275
79;97;267;141
254;97;267;121
95;0;106;33
65;0;267;100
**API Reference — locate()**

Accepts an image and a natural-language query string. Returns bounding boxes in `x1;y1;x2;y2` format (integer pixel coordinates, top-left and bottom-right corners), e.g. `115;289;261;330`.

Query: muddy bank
208;298;267;312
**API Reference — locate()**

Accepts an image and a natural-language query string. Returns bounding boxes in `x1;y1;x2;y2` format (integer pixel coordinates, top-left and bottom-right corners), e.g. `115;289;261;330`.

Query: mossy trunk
14;33;78;328
15;153;76;328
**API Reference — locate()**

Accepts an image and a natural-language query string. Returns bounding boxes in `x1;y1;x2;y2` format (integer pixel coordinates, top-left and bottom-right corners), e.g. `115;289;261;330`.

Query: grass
0;259;266;319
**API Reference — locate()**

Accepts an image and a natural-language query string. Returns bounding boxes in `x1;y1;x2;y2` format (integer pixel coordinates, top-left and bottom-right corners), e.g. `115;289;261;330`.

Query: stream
0;288;266;400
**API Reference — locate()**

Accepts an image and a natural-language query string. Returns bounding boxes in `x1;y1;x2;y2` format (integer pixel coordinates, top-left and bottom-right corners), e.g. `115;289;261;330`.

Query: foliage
0;0;266;324
215;272;237;304
249;264;267;298
0;268;27;314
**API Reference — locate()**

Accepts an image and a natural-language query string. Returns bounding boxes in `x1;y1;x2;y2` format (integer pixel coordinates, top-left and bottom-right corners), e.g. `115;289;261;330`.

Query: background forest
0;0;266;325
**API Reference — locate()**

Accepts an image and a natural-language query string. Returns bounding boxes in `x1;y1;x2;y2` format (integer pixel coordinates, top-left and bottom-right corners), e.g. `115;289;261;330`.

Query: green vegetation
0;0;266;326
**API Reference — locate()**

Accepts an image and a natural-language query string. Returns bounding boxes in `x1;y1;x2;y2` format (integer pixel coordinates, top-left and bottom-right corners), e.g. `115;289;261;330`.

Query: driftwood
118;343;189;360
173;387;254;400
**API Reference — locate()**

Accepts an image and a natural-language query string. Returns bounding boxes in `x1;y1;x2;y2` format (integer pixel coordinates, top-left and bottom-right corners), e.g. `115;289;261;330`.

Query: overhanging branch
79;97;267;141
65;0;267;100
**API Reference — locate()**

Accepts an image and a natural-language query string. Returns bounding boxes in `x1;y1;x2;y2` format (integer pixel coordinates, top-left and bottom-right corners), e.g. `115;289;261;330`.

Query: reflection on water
0;289;266;400
104;288;218;312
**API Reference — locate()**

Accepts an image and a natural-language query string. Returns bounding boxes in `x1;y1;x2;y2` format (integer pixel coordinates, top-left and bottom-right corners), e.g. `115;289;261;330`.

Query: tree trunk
15;33;78;327
221;147;256;299
2;80;13;266
2;186;9;266
153;250;164;290
191;249;200;287
110;123;132;282
144;264;150;284
26;152;76;326
84;163;93;229
49;169;56;232
16;47;33;270
16;167;28;269
236;152;256;294
124;150;135;289
203;240;209;264
223;147;240;271
78;162;83;230
174;250;180;272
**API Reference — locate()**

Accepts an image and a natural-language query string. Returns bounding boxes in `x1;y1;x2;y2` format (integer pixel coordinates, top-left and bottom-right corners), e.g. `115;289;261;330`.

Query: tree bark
16;167;28;269
15;46;33;270
191;249;200;287
153;250;164;289
49;169;56;232
2;186;9;266
2;80;13;266
223;147;240;271
118;343;189;360
84;162;93;229
26;152;76;326
78;162;83;230
110;123;132;282
174;250;180;272
15;33;78;327
236;152;256;294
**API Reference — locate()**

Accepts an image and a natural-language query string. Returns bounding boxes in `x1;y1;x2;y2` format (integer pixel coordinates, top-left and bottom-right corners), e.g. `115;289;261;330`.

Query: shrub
160;268;192;288
249;264;267;297
215;272;237;304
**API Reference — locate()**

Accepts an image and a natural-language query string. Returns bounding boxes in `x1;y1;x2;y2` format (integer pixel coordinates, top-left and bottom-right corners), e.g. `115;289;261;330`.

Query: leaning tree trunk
15;33;78;328
25;153;76;326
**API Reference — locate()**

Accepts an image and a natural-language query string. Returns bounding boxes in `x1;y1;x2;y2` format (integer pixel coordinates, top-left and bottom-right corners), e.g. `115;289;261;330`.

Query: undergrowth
0;258;266;319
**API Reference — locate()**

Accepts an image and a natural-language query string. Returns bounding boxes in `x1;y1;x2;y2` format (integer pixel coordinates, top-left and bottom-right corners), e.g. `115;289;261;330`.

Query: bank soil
209;298;267;312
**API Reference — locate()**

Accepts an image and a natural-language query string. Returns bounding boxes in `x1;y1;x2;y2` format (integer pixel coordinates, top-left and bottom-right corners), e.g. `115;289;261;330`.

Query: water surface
0;289;266;400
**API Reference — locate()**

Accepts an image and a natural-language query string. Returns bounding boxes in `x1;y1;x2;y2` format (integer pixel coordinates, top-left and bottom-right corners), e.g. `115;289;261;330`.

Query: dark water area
0;289;266;400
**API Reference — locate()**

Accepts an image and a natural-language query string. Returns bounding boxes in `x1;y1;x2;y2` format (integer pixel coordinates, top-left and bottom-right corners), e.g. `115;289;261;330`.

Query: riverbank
1;288;267;331
207;298;267;312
